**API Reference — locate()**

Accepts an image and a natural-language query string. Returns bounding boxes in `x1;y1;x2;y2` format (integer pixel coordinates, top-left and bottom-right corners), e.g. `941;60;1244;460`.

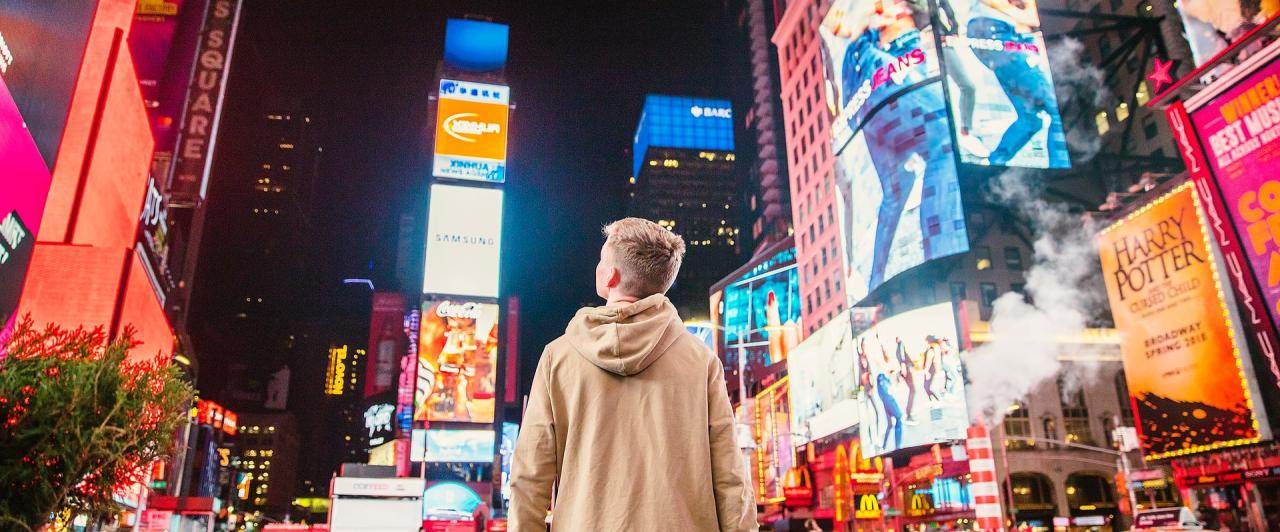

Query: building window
821;247;828;267
1065;473;1116;514
1004;402;1034;450
1096;111;1110;135
1042;417;1059;449
975;246;992;270
1102;415;1117;449
950;282;967;303
1007;473;1057;515
1114;372;1134;426
1004;247;1023;270
1060;380;1094;445
1144;118;1159;140
980;283;998;308
1011;283;1025;296
1135;81;1151;106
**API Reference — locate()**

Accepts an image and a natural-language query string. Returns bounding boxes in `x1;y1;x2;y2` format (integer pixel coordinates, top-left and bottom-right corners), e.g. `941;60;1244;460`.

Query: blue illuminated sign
633;94;734;176
444;19;509;72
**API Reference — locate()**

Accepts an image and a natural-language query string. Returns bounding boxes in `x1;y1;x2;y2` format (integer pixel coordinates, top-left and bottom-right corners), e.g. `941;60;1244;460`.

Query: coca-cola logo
436;301;483;320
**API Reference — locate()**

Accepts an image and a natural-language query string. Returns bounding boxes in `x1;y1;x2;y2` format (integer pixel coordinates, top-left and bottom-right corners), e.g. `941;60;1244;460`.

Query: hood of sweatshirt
564;294;685;376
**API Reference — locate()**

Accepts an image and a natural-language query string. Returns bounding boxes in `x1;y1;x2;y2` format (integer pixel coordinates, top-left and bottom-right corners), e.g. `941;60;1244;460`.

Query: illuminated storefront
893;445;975;531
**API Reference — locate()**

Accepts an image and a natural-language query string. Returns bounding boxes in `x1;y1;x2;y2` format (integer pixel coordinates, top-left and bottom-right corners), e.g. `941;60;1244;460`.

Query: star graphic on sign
1148;58;1174;93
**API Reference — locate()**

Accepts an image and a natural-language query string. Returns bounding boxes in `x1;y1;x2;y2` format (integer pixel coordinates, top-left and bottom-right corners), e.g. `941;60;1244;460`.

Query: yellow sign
855;494;882;519
1097;184;1261;460
325;345;349;396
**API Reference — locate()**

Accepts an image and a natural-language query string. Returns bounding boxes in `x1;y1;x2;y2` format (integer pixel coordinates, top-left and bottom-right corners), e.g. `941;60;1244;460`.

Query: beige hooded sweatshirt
509;294;758;532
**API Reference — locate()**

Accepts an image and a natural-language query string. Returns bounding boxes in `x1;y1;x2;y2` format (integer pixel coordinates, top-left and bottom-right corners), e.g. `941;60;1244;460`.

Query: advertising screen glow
366;292;406;398
433;79;509;182
0;77;51;330
1176;2;1279;67
754;378;793;504
1191;53;1280;364
788;317;858;445
425;429;495;462
414;299;499;423
1098;184;1268;459
856;303;968;457
632;94;734;177
422;184;503;298
444;19;509;72
820;0;969;304
713;246;801;372
938;0;1069;168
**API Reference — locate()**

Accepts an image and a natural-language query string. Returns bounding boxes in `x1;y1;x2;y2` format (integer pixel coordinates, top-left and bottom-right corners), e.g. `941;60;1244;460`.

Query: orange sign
432;79;509;182
1097;183;1263;460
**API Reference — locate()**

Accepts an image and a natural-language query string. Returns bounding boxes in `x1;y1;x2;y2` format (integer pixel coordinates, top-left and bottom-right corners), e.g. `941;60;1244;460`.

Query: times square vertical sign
1166;41;1280;397
169;0;242;204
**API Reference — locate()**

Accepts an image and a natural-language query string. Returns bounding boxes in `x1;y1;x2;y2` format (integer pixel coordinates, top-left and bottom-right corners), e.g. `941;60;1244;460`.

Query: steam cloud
964;38;1112;423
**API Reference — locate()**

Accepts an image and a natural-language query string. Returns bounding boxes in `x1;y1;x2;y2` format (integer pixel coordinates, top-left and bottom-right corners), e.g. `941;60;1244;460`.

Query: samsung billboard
422;184;503;298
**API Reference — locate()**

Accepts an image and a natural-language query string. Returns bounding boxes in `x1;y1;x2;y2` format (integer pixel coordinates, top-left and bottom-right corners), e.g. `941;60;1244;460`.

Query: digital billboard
364;403;396;449
366;292;407;398
425;429;495;462
433;79;509;183
1177;2;1279;67
937;0;1069;168
820;0;969;304
422;184;503;298
856;302;968;457
444;19;509;72
1098;184;1269;460
0;77;51;331
499;422;519;506
1191;53;1280;363
712;246;801;373
632;94;734;177
0;1;97;166
753;377;793;504
414;299;499;423
788;316;858;445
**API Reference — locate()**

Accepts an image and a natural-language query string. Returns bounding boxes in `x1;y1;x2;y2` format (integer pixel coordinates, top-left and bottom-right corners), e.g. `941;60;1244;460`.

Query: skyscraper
627;94;740;318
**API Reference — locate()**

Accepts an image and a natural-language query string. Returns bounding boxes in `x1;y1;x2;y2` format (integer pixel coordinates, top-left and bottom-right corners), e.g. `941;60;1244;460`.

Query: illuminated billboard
856;302;968;457
0;1;97;165
414;299;499;423
170;0;242;201
325;345;350;396
366;292;407;398
422;184;503;298
499;422;519;505
444;19;509;72
753;377;794;504
937;0;1069;168
425;429;495;462
433;79;509;183
712;245;801;372
632;94;734;177
1098;184;1269;459
1177;3;1279;67
0;78;51;330
788;316;858;445
364;403;396;449
819;0;969;304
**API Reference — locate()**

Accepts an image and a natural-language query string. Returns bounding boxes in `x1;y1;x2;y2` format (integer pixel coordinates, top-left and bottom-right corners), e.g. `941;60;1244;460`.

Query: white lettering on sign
443;112;501;142
436;301;483;320
690;106;731;119
0;31;13;74
364;403;394;437
0;211;28;253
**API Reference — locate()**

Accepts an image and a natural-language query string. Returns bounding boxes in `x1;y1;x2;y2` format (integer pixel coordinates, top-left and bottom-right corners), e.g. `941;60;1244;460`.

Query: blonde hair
602;217;686;297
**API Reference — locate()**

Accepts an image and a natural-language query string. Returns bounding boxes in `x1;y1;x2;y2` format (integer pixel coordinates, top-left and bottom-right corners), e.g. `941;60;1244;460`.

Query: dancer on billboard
876;339;905;450
922;335;943;402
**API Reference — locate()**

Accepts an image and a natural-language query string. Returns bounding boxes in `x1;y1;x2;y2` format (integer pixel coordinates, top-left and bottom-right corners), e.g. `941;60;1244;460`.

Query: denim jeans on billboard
966;17;1060;166
877;373;903;451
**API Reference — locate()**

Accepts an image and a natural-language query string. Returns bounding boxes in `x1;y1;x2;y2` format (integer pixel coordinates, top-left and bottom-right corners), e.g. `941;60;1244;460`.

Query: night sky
219;1;740;393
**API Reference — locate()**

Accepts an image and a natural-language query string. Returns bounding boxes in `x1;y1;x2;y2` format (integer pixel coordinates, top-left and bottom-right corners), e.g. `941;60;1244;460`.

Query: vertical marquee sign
169;0;241;203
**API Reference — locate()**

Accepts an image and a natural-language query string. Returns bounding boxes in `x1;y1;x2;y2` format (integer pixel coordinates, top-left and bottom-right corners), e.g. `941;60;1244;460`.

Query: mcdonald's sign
855;494;882;519
782;467;814;508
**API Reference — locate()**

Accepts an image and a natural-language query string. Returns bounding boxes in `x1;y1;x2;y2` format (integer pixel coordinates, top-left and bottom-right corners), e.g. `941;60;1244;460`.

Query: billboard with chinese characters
425;429;495;462
366;293;407;398
1098;184;1270;459
937;0;1069;168
856;302;968;457
711;244;801;373
788;316;858;445
414;299;499;423
819;0;969;304
433;79;509;183
422;184;503;298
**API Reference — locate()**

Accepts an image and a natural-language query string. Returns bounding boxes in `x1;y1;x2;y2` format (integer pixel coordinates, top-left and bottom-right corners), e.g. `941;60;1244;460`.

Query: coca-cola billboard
414;299;499;423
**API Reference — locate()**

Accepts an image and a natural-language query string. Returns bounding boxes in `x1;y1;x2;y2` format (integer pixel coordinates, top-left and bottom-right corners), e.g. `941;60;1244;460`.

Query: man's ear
608;267;623;289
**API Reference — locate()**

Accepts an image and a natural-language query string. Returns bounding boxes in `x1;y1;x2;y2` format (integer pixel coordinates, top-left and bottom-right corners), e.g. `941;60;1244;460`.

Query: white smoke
964;38;1113;422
